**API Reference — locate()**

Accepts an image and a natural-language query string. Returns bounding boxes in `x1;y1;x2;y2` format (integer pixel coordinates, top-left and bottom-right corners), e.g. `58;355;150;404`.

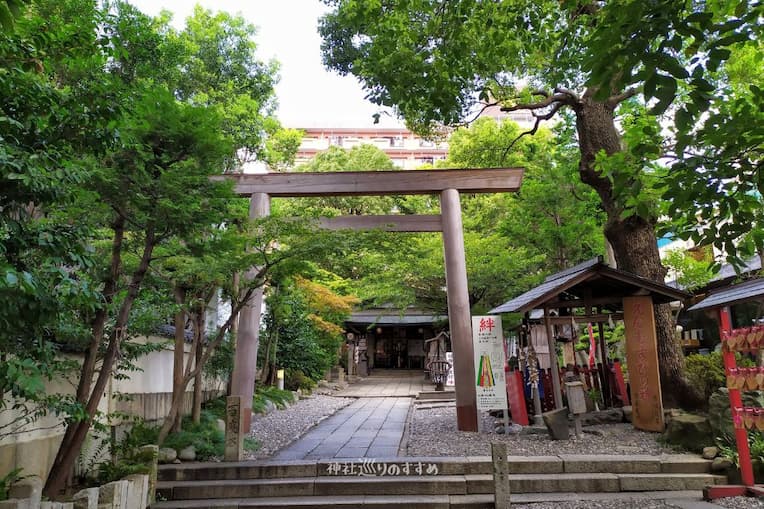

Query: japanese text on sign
472;315;508;411
324;460;439;476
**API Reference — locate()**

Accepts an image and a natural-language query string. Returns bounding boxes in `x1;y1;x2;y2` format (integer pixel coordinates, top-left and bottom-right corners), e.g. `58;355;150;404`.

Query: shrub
0;468;24;501
202;396;227;420
244;436;260;452
685;352;726;402
717;430;764;481
162;410;224;460
285;369;316;392
685;351;754;403
97;459;152;485
258;385;295;408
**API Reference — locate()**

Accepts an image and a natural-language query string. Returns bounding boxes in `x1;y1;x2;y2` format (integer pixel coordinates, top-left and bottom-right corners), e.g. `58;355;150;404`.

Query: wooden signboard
623;296;664;432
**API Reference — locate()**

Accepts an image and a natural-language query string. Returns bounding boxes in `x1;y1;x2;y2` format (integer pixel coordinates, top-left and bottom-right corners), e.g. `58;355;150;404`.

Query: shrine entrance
217;167;523;438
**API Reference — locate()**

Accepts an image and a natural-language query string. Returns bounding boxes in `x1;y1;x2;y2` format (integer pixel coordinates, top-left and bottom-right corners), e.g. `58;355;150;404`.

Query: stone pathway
334;369;431;397
273;396;411;460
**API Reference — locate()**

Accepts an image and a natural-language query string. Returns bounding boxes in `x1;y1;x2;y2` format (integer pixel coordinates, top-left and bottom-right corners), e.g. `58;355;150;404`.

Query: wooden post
491;442;510;509
440;188;478;432
231;192;270;433
543;309;563;410
597;317;611;408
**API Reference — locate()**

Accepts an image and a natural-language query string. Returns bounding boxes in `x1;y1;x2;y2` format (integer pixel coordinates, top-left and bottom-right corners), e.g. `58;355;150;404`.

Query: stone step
416;391;456;401
157;472;727;501
152;494;470;509
158;454;712;482
151;490;711;509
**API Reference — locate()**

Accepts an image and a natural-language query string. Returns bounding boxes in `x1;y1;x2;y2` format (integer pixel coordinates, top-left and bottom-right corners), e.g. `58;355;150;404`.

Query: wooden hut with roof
490;256;691;432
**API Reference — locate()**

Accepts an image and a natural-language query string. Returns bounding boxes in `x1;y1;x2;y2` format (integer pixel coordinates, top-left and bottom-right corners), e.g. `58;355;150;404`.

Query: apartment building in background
294;127;448;169
293;109;535;170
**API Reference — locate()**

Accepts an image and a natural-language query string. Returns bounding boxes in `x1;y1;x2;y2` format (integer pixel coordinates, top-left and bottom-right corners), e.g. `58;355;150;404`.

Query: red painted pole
719;306;754;486
613;360;630;406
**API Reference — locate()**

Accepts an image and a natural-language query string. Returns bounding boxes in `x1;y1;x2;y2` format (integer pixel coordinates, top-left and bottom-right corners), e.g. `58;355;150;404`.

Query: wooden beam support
544;297;626;309
540;314;624;324
214;168;524;197
318;214;442;232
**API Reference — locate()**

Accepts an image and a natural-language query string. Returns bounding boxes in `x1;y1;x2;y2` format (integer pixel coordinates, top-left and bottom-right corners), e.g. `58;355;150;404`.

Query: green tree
663;249;715;292
581;1;763;268
260;273;357;384
443;117;605;273
0;0;116;444
167;4;295;168
319;0;702;406
44;86;236;497
288;144;399;215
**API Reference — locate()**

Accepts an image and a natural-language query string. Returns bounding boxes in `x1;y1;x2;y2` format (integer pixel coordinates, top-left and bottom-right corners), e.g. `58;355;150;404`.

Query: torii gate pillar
230;192;270;432
441;188;478;431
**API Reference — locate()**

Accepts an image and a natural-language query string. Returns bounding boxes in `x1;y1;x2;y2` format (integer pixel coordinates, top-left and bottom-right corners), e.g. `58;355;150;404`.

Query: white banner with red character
472;315;508;411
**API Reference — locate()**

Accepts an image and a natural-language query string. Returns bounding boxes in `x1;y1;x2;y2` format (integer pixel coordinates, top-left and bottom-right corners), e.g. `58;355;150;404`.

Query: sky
127;0;403;129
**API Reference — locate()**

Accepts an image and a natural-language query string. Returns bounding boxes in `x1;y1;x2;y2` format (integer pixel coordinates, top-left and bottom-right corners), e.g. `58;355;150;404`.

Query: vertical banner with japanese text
472;315;508;411
445;352;455;387
623;296;664;432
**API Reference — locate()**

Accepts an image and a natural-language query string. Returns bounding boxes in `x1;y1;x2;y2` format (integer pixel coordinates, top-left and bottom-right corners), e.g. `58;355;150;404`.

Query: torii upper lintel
214;167;524;197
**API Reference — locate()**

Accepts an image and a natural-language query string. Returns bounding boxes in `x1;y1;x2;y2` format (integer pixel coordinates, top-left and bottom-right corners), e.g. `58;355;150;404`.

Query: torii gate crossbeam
223;168;523;445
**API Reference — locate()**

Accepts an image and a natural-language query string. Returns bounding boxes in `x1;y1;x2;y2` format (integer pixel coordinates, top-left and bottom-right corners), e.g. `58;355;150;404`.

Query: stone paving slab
335;369;432;397
273;397;410;460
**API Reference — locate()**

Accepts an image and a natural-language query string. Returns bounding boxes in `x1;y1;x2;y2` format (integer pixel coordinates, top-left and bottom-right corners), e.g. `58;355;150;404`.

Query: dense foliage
0;0;300;496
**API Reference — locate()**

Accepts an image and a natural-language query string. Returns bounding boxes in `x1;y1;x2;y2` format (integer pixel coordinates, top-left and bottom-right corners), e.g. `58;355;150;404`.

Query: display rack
705;309;764;499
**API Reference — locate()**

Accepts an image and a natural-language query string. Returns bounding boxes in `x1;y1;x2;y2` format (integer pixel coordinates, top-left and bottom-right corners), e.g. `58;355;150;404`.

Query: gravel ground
245;394;352;459
513;499;764;509
513;503;685;509
715;497;764;509
405;406;673;456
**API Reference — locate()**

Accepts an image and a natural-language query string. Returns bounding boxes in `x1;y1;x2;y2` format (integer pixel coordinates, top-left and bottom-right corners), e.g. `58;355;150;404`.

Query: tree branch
607;87;638;107
500;102;564;163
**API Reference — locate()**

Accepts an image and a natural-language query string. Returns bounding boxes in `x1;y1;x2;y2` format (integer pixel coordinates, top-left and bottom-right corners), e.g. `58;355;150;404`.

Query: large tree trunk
192;308;205;424
573;92;703;409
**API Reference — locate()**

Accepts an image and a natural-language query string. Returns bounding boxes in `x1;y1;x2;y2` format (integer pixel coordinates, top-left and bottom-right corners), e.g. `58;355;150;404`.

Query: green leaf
656;55;690;79
649;76;678;114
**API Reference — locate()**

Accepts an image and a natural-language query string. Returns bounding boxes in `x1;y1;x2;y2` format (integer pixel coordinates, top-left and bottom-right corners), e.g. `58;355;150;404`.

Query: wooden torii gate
216;167;523;440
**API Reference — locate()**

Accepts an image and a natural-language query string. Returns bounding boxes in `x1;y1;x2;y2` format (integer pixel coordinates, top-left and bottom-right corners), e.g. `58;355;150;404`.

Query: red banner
587;323;596;368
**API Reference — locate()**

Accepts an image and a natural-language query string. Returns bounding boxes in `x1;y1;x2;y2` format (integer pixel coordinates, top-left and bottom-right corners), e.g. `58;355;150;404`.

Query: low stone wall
112;390;224;424
1;446;157;509
1;389;224;482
